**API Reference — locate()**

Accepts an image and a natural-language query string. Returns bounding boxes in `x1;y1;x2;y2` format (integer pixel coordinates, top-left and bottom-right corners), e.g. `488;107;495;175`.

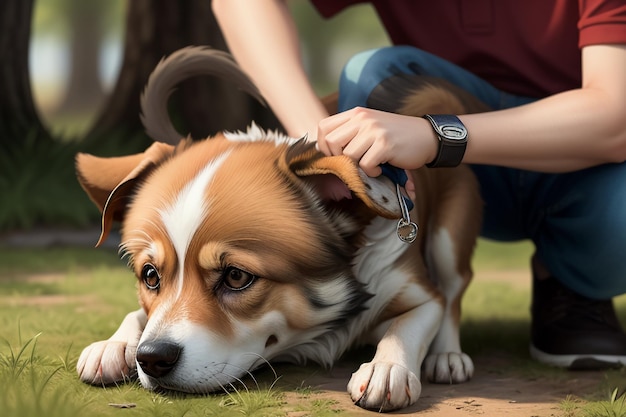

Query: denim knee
338;45;518;111
533;163;626;299
338;47;399;110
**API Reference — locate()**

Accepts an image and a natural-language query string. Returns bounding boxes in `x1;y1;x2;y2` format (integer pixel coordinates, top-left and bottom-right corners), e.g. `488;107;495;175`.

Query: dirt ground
276;353;606;416
273;269;613;416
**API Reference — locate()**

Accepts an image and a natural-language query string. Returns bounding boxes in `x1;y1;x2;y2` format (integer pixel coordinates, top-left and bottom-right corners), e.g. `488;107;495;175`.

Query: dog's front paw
347;362;421;412
423;352;474;384
77;340;137;385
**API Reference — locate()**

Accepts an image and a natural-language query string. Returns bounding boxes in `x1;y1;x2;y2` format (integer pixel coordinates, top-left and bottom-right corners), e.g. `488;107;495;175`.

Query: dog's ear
286;141;402;219
75;142;175;246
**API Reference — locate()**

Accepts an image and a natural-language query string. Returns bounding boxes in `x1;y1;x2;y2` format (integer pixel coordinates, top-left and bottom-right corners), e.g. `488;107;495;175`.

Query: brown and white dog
75;47;483;412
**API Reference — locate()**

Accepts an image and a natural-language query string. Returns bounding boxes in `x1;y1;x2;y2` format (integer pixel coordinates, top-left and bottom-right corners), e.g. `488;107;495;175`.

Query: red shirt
310;0;626;98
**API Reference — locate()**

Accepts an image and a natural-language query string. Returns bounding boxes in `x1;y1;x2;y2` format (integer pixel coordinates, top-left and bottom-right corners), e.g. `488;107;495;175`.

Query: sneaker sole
530;344;626;370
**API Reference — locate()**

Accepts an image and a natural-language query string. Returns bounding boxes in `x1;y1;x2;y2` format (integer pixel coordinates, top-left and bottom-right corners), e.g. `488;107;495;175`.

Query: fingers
317;107;386;176
317;109;357;155
351;138;385;177
317;107;424;178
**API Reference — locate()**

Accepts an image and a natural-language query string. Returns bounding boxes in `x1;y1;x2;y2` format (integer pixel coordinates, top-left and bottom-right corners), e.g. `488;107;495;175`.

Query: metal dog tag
397;219;418;243
396;184;418;243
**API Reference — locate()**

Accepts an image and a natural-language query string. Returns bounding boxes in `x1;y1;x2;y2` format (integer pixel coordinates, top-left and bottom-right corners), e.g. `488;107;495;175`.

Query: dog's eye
141;263;161;291
223;267;256;291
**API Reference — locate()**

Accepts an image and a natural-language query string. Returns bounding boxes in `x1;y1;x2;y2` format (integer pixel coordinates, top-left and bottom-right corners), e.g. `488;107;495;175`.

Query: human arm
317;44;626;175
212;0;328;139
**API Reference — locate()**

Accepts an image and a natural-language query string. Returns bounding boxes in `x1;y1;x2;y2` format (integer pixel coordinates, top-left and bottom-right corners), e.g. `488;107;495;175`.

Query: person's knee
339;46;425;110
538;216;626;299
342;46;422;86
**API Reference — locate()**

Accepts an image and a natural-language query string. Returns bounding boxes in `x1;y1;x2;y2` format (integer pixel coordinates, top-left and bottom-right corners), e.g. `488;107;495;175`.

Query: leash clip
395;183;418;244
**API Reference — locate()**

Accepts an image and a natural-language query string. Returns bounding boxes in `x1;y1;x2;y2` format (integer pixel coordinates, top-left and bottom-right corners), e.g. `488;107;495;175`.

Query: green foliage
33;0;123;39
0;333;89;417
218;380;286;417
472;238;534;270
0;129;90;231
288;2;389;94
560;389;626;417
0;330;43;379
296;398;344;416
0;127;151;232
583;389;626;417
561;395;585;417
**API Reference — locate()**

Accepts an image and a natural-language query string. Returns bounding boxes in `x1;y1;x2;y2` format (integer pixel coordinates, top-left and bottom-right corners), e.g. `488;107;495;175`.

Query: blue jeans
338;45;626;299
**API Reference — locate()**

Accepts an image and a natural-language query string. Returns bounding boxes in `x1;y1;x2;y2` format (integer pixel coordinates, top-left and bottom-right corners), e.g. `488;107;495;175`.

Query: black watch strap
423;114;468;168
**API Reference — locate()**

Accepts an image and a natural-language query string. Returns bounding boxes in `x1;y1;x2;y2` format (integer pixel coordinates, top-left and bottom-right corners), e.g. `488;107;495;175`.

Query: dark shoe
530;275;626;369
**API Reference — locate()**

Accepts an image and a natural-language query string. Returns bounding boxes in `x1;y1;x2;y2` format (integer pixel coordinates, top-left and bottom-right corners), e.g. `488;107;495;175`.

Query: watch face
423;114;467;168
439;124;468;141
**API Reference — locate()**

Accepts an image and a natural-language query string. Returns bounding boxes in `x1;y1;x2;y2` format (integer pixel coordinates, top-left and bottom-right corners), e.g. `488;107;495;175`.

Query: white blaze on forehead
223;122;300;145
159;150;231;299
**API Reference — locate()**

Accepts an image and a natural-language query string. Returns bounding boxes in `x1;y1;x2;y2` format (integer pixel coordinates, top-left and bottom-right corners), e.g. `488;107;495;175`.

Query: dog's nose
136;341;182;378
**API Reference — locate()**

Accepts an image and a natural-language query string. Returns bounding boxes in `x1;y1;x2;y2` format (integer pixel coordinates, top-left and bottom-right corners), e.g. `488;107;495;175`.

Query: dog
75;47;483;412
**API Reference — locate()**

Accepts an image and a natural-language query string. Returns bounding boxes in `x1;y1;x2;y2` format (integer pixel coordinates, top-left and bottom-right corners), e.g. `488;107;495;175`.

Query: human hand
316;107;438;177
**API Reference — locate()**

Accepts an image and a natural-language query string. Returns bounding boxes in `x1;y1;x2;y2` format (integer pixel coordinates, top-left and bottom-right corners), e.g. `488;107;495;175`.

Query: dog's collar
380;164;413;211
380;164;418;244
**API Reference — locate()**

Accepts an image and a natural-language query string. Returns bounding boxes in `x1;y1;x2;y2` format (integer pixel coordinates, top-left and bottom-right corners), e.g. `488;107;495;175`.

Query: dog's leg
77;308;146;385
347;294;443;411
422;167;480;384
423;226;475;384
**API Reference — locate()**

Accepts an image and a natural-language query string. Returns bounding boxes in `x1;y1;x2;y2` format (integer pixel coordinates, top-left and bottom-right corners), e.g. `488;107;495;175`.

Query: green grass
473;237;534;270
0;247;357;417
0;242;625;416
561;389;626;417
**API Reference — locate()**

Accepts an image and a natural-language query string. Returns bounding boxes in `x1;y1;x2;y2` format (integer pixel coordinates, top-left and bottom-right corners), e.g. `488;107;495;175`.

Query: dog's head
76;127;403;393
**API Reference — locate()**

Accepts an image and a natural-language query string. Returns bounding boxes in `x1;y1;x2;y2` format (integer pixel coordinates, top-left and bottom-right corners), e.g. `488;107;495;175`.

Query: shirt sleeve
578;0;626;47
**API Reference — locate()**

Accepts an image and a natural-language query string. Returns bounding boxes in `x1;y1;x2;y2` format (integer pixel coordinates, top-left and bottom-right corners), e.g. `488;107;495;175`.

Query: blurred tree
0;0;386;232
289;2;389;94
0;0;50;145
88;0;279;142
0;0;91;232
0;0;278;232
30;0;124;136
53;0;111;115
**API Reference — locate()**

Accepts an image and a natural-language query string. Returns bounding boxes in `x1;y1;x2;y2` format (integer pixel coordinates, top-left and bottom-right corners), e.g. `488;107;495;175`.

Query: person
212;0;626;369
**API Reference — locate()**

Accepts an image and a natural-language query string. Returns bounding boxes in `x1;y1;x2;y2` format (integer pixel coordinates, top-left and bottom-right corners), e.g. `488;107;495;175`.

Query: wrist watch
423;114;468;168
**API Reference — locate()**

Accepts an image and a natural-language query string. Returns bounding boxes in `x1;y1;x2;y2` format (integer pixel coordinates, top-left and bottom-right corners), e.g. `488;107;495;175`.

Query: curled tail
140;46;266;145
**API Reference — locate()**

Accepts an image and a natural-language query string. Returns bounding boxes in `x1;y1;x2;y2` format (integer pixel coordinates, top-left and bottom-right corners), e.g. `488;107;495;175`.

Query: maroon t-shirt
310;0;626;98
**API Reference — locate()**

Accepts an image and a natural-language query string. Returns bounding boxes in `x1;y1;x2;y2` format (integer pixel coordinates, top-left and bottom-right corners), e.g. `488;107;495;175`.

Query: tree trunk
87;0;278;144
55;1;107;115
0;0;95;232
0;0;50;144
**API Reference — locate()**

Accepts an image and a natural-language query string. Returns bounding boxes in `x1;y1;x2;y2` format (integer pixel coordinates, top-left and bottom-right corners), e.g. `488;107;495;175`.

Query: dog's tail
140;46;266;145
